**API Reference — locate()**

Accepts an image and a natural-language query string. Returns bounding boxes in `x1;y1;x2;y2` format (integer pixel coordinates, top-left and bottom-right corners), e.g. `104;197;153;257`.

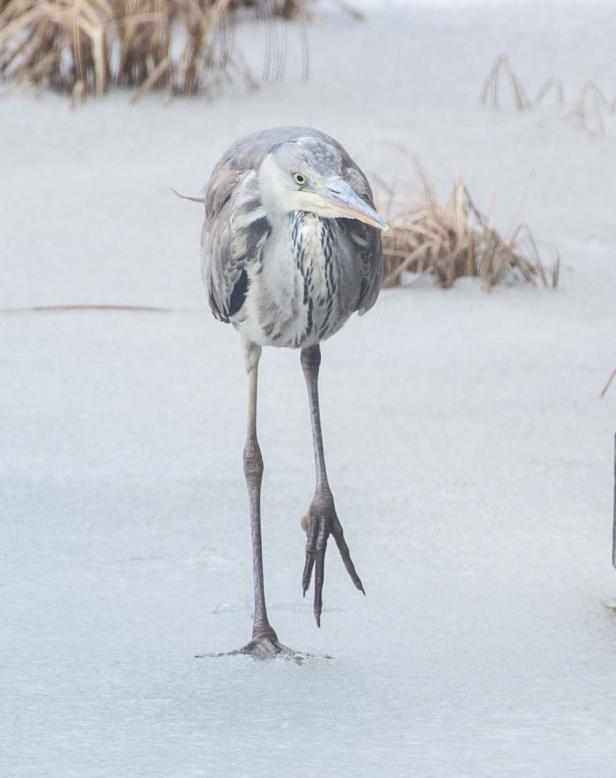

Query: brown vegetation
0;0;310;101
379;162;559;290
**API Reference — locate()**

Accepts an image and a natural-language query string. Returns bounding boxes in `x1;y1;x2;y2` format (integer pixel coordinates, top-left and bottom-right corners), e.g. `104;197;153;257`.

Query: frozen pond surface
2;1;616;775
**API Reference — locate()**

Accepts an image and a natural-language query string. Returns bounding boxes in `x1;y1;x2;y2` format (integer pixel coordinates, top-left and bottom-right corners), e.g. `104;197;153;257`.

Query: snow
1;2;616;776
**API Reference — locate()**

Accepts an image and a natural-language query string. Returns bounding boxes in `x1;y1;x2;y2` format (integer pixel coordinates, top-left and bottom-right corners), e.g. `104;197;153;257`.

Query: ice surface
1;2;616;776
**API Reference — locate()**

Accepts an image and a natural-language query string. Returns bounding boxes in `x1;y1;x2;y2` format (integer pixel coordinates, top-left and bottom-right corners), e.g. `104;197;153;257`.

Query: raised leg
300;344;365;627
239;340;294;657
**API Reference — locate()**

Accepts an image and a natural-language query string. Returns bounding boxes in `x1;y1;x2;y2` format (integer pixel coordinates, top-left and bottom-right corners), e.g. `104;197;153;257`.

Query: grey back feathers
201;127;383;345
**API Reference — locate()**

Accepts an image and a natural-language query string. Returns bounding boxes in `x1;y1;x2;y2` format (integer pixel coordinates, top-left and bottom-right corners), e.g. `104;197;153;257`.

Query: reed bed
0;0;115;98
379;164;559;290
0;0;310;100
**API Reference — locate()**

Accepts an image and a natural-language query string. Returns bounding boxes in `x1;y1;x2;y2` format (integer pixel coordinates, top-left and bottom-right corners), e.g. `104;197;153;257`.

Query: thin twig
0;304;177;314
600;367;616;399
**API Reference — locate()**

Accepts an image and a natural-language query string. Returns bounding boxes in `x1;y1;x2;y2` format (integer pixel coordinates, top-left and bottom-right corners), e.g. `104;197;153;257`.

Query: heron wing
339;165;384;314
346;220;383;315
201;163;270;323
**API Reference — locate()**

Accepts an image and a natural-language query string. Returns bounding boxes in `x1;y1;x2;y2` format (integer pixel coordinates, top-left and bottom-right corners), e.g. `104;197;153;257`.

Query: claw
301;501;363;627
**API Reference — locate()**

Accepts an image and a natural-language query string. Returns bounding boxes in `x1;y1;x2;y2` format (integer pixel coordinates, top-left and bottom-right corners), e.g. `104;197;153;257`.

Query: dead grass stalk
380;161;559;290
0;0;311;99
480;55;616;135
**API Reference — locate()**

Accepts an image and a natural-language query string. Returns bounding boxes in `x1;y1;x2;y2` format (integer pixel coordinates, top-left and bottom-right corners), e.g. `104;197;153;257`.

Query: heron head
259;139;388;231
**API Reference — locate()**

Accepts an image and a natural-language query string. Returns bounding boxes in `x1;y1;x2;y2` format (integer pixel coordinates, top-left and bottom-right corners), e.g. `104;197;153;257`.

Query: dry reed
479;54;531;111
379;162;559;290
0;0;115;98
0;0;311;100
480;54;615;135
565;80;613;135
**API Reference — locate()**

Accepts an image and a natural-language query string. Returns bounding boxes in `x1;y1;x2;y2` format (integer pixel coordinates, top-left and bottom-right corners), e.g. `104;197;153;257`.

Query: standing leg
300;344;365;628
240;340;291;656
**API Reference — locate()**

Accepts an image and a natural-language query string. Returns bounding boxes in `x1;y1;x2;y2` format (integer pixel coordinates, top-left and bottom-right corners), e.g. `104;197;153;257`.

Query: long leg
241;341;277;647
300;344;364;627
239;341;295;657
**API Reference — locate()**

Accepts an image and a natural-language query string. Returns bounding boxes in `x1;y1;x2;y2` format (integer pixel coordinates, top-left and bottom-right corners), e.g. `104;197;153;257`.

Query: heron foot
196;636;308;663
197;625;308;662
239;635;298;659
301;490;365;628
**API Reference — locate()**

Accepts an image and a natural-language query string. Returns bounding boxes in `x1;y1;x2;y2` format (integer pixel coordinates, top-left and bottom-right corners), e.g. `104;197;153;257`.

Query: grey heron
201;126;387;656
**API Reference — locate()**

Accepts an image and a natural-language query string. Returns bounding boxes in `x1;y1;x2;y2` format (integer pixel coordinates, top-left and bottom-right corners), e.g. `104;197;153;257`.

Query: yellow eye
293;172;306;186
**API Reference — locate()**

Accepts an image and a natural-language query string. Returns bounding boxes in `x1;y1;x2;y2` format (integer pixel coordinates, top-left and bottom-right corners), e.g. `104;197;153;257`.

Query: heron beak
311;178;389;231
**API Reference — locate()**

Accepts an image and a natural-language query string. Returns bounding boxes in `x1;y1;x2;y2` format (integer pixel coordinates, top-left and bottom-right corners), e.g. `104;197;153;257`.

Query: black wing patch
228;269;248;317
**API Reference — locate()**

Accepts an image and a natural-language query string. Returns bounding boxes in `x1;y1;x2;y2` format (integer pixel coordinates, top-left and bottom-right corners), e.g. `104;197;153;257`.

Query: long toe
301;500;364;628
